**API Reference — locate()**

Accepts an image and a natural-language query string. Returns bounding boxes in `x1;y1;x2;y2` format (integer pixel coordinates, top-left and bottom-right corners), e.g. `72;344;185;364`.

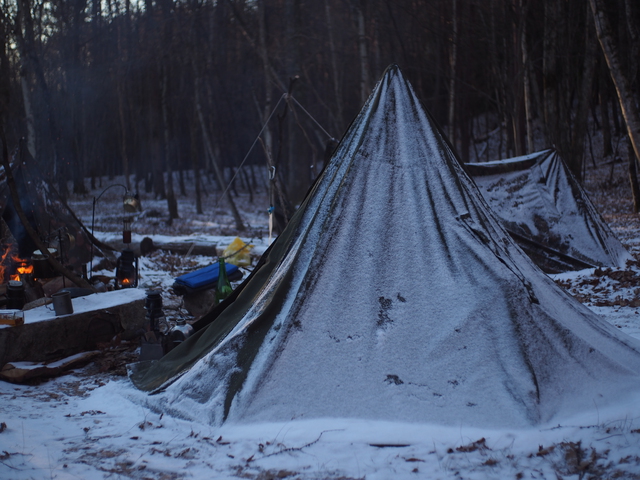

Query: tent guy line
213;92;337;214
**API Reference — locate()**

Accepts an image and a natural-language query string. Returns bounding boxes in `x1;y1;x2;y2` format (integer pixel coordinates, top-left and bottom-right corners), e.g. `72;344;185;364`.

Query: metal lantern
169;318;194;350
115;249;138;288
123;193;141;213
144;290;165;334
90;184;141;282
139;290;165;361
6;280;25;310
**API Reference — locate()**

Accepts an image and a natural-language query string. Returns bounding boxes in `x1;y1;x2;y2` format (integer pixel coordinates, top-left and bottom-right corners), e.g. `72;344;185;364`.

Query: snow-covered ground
2;161;640;479
1;375;639;480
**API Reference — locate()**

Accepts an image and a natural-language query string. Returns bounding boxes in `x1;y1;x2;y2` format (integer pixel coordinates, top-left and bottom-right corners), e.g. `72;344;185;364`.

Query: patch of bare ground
531;439;640;480
551;160;640;306
584;159;640;251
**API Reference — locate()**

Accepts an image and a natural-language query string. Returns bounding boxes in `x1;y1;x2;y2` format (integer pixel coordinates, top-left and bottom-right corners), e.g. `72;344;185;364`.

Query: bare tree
590;0;640;210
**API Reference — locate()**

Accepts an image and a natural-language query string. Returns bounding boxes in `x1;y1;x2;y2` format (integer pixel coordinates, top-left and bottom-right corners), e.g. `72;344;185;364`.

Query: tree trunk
324;0;344;132
521;0;534;154
191;126;203;215
258;0;274;169
628;138;640;213
356;0;371;105
0;9;9;134
224;0;286;92
69;0;88;196
590;0;640;210
447;0;457;144
15;0;66;190
116;15;131;192
158;0;178;223
0;11;10;137
543;1;560;151
19;76;36;158
161;65;179;223
511;0;526;157
568;4;597;179
284;0;307;204
195;78;245;231
624;0;639;87
599;65;614;157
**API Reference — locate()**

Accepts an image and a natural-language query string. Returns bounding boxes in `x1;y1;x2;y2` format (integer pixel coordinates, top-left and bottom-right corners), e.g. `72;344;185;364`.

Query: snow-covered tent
466;150;632;273
129;65;640;429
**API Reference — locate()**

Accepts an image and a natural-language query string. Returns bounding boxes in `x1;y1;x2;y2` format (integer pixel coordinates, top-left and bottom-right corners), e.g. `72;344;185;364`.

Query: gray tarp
129;65;640;428
466;150;632;273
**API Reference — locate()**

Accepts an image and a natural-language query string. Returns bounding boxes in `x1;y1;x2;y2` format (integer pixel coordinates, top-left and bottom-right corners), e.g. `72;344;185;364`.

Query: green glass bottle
215;257;234;305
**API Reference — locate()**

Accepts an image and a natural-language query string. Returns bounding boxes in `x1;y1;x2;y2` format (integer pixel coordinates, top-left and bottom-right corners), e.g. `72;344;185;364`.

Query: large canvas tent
130;65;640;429
465;150;632;273
0;142;111;275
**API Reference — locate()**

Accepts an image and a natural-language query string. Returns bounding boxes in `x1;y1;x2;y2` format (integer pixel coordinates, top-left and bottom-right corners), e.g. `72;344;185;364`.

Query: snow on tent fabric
465;150;632;273
128;65;640;429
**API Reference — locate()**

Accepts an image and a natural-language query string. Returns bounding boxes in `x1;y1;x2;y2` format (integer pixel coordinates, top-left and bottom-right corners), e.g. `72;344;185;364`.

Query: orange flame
10;256;33;282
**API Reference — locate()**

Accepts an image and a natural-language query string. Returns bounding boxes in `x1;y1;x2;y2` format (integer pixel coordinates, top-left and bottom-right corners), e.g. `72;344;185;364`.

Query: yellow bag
222;237;254;267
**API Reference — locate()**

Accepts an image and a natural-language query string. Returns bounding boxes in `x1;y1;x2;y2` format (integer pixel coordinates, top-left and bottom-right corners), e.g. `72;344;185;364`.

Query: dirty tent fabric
465;150;632;273
129;65;640;429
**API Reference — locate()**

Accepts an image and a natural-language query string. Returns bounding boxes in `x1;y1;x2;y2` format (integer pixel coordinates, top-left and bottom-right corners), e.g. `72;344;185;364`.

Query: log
151;240;218;256
0;351;100;383
0;289;146;366
100;236;218;257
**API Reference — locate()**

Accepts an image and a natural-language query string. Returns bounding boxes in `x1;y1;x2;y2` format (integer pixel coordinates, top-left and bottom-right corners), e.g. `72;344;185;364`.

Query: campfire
0;246;34;284
0;252;33;311
11;257;33;282
0;241;63;284
0;244;58;310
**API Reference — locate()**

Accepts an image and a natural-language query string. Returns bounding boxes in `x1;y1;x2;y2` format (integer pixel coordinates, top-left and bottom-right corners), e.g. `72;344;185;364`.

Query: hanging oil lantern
115;249;138;288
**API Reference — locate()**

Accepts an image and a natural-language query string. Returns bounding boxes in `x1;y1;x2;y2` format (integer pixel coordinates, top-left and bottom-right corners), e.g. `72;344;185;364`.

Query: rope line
214;92;336;215
287;94;338;142
215;93;287;207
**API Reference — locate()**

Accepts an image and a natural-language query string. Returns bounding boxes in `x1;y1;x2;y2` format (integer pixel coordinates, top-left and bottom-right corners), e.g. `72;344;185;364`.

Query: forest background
1;0;640;230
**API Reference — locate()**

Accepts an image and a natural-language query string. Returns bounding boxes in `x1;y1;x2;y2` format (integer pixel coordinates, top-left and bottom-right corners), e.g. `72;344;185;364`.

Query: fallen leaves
80;410;105;416
535;444;556;457
553;262;640;307
448;437;488;453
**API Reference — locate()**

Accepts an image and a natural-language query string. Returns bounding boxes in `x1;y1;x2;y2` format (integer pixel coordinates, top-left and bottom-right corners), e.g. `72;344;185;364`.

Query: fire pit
0;248;34;284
